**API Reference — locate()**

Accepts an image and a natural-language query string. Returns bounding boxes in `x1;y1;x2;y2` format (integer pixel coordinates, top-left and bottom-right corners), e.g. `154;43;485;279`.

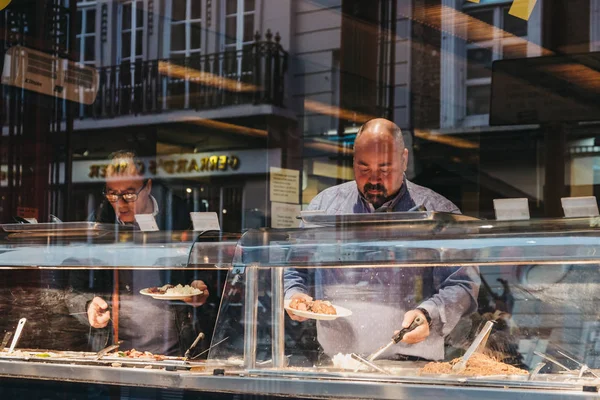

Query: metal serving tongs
8;318;27;354
96;340;123;360
350;353;391;375
183;332;205;361
452;320;495;373
366;315;426;362
556;350;600;379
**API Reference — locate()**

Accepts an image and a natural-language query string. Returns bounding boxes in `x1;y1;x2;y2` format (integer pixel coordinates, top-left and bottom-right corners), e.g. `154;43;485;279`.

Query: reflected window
223;0;255;52
169;0;202;57
222;0;256;78
465;5;529;117
119;0;146;63
75;0;96;66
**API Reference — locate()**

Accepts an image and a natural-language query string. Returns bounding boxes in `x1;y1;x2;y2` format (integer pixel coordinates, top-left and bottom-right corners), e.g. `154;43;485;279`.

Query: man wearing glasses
67;151;211;357
92;151;190;230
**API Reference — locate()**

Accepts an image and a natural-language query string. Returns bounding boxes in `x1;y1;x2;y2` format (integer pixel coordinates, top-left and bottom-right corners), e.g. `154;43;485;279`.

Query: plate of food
140;284;202;300
284;298;352;321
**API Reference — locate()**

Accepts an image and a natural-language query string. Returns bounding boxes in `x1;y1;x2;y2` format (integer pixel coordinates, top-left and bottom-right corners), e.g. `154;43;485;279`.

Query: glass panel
170;23;186;51
172;0;186;21
84;36;95;62
191;0;202;20
467;9;494;42
244;0;255;12
226;0;237;15
467;47;493;79
121;31;131;58
243;14;254;43
121;3;132;30
86;9;96;33
136;1;144;27
225;16;236;44
191;22;202;50
467;85;491;115
502;43;528;59
135;29;144;56
503;7;528;37
75;10;82;35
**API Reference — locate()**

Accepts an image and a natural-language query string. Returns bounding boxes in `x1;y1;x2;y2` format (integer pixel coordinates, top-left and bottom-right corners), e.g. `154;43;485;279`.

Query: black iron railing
84;30;287;119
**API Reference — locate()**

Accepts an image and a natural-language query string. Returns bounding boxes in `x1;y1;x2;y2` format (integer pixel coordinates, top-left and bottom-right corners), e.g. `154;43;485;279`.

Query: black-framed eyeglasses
104;180;147;203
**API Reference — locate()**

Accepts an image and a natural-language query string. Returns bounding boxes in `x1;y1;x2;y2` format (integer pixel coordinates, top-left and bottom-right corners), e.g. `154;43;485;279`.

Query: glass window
170;24;186;52
172;0;186;21
119;0;145;62
75;5;96;66
5;3;600;394
467;47;493;79
224;0;256;53
466;85;491;115
191;0;201;19
465;5;529;117
169;0;202;57
503;7;528;37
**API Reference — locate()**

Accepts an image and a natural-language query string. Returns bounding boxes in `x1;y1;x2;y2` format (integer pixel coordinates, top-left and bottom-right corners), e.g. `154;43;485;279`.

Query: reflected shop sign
72;148;281;183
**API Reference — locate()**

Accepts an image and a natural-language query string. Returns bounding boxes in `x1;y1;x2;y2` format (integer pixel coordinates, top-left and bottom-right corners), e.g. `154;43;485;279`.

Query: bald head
353;118;408;208
356;118;404;149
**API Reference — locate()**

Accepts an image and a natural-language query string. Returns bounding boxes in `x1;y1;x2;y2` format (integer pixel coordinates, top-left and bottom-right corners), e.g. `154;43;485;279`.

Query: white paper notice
493;198;530;221
271;202;301;228
270;167;300;204
134;214;159;231
190;212;221;232
561;196;600;218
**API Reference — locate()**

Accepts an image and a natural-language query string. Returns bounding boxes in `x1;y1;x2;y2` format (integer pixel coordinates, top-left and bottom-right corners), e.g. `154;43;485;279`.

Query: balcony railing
84;30;287;120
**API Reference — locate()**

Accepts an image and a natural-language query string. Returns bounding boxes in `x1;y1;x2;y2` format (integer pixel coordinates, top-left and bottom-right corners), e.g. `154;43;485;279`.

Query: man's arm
417;265;480;337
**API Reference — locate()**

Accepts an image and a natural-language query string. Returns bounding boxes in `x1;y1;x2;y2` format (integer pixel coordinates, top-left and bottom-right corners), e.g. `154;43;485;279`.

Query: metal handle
184;331;205;360
392;315;425;344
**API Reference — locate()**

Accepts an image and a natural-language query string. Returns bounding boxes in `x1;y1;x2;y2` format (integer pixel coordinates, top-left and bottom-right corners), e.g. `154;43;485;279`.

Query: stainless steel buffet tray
300;211;479;227
0;358;598;399
1;222;132;238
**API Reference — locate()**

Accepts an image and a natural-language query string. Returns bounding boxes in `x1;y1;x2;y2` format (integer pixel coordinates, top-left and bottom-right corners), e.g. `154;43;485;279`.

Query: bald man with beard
285;118;480;362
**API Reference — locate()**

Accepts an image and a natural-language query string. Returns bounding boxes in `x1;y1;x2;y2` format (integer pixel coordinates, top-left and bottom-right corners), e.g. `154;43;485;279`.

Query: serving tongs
95;340;123;360
1;332;13;350
8;318;26;353
534;350;600;379
366;315;426;362
350;353;390;374
452;320;494;373
183;332;205;361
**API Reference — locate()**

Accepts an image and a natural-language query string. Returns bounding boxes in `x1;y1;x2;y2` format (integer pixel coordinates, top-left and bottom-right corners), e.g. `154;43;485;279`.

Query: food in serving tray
289;298;337;315
331;353;365;370
420;353;528;376
146;284;201;296
114;349;167;361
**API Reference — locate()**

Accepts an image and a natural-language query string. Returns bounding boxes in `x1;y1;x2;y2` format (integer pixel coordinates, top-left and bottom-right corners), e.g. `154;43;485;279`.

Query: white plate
140;288;203;300
284;299;352;321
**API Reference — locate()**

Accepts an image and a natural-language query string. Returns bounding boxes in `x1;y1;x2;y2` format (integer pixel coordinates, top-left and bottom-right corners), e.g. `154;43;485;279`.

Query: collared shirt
307;177;460;215
285;178;479;361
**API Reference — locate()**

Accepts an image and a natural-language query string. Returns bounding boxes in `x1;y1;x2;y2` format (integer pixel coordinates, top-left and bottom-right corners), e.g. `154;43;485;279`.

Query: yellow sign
0;0;12;11
466;0;537;21
508;0;538;21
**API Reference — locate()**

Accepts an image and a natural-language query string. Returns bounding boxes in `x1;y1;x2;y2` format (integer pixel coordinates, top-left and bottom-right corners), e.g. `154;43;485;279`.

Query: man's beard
363;183;390;209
